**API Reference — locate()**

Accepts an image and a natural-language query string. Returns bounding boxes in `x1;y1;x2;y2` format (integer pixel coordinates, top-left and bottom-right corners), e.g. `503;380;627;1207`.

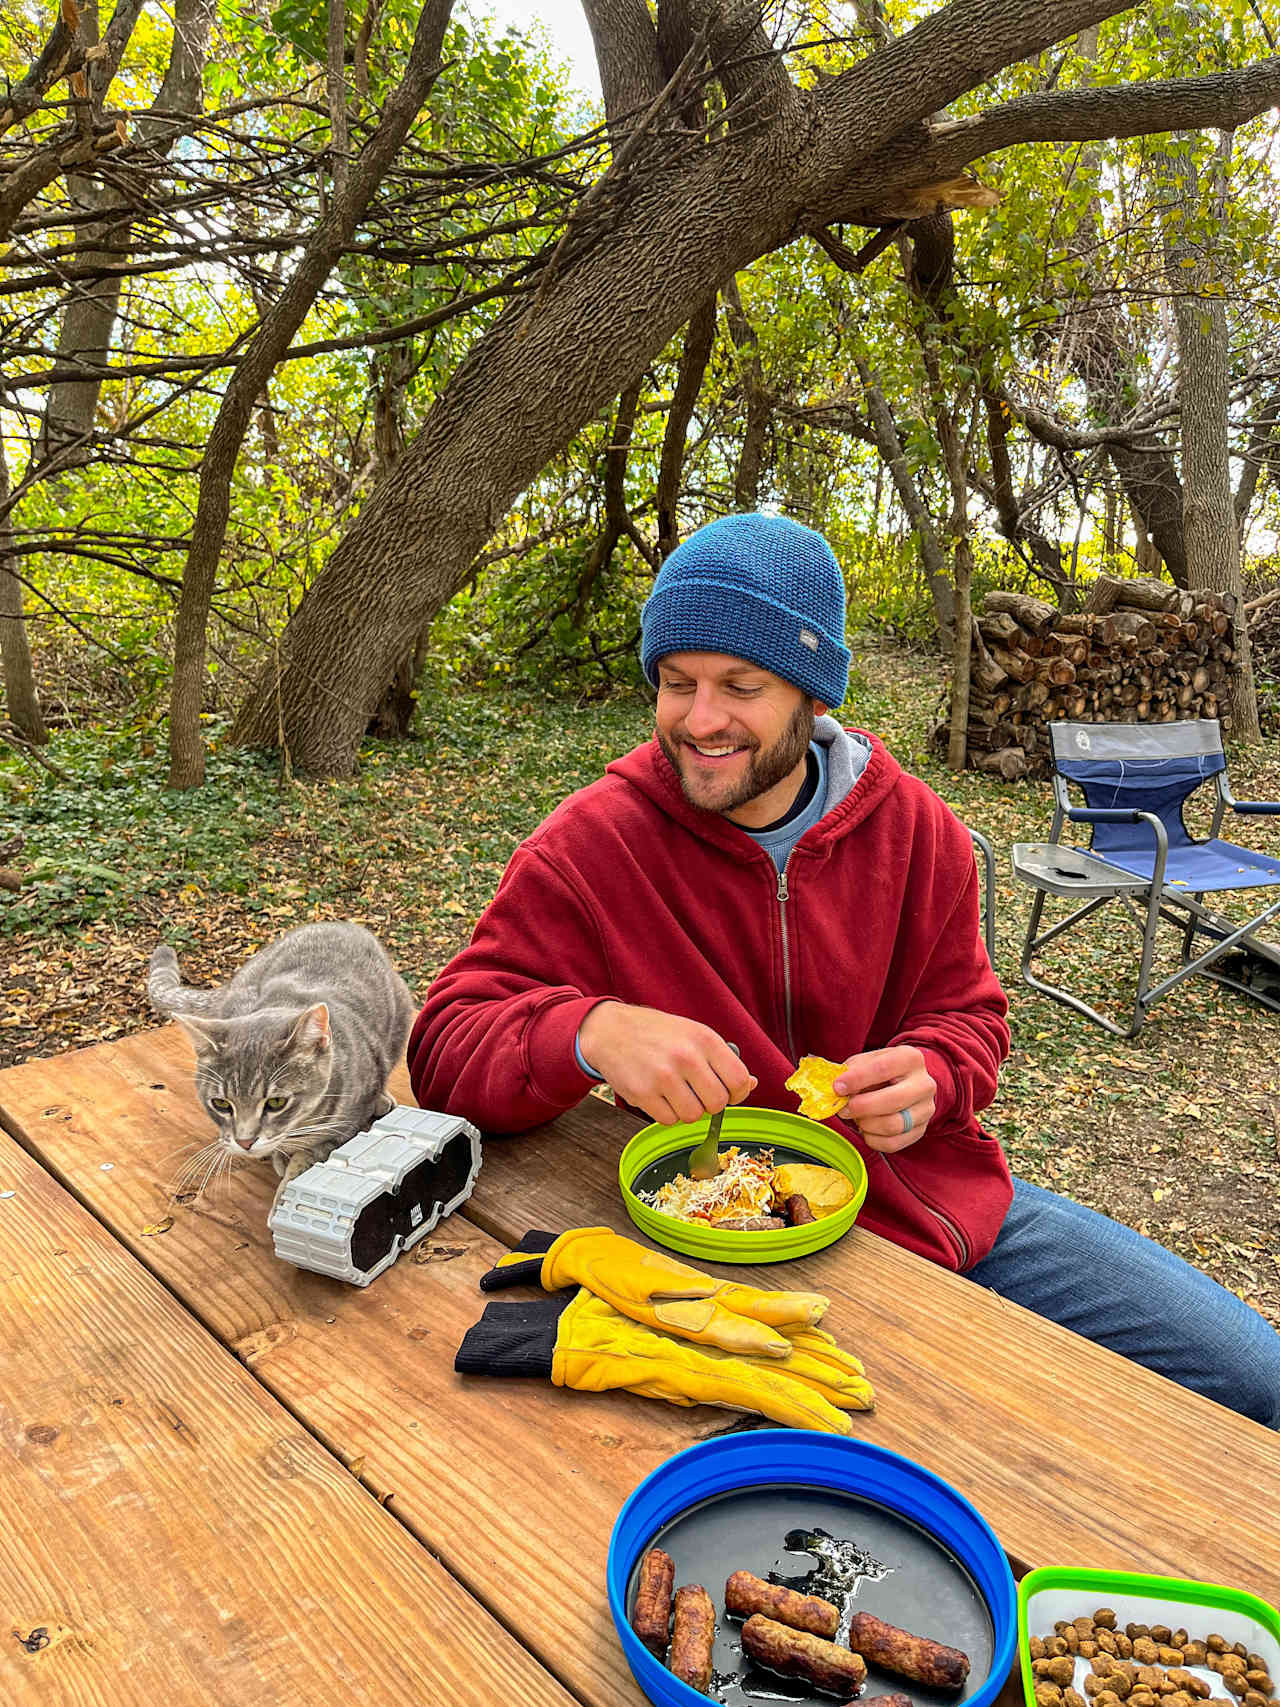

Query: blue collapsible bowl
607;1430;1017;1707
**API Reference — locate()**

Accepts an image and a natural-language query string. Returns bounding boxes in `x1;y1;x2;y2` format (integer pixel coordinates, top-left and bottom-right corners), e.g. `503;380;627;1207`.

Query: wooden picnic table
0;1024;1277;1707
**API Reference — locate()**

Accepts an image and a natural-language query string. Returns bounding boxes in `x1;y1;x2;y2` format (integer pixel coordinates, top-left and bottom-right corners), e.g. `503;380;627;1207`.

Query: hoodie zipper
881;1156;971;1267
776;860;797;1061
776;854;971;1269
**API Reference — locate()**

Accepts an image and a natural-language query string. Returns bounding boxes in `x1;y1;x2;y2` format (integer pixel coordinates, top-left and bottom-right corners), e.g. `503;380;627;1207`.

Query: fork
687;1043;741;1180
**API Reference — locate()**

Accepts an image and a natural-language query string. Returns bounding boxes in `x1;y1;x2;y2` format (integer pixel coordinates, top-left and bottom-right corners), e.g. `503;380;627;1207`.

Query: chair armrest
1058;807;1169;895
1065;807;1153;823
1226;801;1280;816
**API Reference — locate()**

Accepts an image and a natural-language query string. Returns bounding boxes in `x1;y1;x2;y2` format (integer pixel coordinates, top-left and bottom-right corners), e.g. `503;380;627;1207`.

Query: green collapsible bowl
1018;1566;1280;1707
618;1105;868;1264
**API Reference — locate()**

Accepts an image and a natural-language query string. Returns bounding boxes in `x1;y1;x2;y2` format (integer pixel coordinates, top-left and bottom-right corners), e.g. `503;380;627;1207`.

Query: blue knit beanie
641;513;850;707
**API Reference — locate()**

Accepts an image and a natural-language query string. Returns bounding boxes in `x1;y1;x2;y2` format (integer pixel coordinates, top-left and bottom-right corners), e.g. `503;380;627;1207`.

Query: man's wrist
574;1030;605;1082
575;997;623;1082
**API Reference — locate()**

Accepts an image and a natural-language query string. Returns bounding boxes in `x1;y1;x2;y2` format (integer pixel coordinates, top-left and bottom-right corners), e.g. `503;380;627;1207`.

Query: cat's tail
147;944;220;1015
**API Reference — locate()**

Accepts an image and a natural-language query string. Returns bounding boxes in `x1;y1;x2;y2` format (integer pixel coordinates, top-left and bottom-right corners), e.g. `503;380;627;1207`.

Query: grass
3;648;1278;1327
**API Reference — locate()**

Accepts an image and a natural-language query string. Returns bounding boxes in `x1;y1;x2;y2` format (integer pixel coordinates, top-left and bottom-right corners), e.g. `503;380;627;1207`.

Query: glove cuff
454;1294;568;1376
479;1230;557;1292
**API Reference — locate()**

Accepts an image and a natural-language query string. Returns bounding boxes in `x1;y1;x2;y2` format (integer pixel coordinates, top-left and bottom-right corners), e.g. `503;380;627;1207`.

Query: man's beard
659;699;816;815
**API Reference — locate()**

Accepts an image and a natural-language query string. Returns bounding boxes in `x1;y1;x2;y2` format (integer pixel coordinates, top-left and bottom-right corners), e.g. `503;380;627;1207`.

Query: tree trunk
1063;28;1189;589
982;387;1074;602
723;278;770;510
929;361;974;767
1161;130;1260;741
167;0;455;786
37;0;215;464
655;296;717;558
851;352;955;638
1232;382;1280;541
0;442;48;745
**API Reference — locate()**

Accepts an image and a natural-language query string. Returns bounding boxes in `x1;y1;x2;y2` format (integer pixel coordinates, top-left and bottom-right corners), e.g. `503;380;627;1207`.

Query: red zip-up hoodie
408;723;1012;1270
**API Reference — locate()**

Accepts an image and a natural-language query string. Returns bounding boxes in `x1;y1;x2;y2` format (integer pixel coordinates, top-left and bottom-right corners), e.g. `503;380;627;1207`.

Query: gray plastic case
268;1105;482;1287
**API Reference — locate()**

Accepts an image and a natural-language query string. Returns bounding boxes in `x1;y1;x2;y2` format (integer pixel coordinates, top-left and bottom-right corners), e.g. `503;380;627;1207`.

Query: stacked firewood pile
949;574;1239;780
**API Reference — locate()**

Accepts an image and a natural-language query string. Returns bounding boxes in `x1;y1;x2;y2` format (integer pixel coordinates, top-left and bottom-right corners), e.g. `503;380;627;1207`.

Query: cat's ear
173;1013;227;1057
288;1003;331;1056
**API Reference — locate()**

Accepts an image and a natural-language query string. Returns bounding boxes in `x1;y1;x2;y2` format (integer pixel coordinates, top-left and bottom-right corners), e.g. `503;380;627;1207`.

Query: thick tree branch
834;58;1280;225
813;0;1141;188
0;0;86;136
88;0;150;105
928;58;1280;157
0;121;127;243
581;0;666;125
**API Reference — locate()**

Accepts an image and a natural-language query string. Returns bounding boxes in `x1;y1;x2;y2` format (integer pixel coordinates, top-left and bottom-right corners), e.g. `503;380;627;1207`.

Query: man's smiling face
654;651;824;827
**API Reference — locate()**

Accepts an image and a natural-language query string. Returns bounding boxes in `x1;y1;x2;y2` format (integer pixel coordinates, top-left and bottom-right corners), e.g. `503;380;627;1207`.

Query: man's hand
578;1003;756;1126
832;1046;936;1153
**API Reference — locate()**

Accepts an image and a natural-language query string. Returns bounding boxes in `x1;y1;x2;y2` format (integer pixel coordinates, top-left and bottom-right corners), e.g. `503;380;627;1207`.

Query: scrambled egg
644;1146;776;1225
785;1055;849;1121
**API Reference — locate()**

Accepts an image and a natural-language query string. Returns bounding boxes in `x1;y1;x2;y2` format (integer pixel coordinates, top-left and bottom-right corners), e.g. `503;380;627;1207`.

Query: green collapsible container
618;1105;868;1265
1018;1566;1280;1707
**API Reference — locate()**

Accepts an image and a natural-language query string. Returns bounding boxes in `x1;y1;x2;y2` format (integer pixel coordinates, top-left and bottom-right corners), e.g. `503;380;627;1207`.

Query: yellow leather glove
490;1226;829;1358
551;1291;872;1432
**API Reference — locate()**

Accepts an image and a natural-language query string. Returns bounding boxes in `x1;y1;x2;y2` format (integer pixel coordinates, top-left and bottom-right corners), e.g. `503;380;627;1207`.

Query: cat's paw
272;1149;314;1182
374;1090;396;1118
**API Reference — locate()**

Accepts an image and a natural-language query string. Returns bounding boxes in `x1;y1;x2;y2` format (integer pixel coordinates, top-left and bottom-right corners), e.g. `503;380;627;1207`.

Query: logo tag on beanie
798;627;820;651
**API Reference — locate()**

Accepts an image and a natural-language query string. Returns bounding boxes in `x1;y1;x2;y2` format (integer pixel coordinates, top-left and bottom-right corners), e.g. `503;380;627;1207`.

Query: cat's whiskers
158;1138;218;1168
280;1118;351;1145
168;1147;225;1201
169;1140;221;1194
168;1137;253;1205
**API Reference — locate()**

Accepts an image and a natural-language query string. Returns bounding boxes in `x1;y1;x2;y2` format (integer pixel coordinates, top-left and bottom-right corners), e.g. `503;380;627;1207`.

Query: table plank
0;1029;725;1707
462;1100;1280;1602
0;1126;578;1707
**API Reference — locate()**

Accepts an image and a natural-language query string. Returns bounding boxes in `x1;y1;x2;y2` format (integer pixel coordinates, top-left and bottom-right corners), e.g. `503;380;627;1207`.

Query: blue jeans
964;1178;1280;1429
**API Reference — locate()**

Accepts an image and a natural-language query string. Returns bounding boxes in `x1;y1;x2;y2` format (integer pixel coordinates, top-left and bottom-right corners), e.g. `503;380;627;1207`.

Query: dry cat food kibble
1029;1613;1277;1707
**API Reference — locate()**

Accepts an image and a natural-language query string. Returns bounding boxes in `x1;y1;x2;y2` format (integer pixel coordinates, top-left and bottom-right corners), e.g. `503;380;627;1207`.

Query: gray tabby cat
148;922;415;1201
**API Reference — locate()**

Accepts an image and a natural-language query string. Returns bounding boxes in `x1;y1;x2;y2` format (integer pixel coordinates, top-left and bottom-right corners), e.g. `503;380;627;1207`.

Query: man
409;511;1280;1427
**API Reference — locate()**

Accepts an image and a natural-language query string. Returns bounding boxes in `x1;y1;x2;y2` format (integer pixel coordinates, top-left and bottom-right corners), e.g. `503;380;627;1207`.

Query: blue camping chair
1012;719;1280;1037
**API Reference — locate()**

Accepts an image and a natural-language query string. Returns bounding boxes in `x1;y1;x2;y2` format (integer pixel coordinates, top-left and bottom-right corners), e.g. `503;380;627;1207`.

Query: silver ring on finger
899;1107;914;1135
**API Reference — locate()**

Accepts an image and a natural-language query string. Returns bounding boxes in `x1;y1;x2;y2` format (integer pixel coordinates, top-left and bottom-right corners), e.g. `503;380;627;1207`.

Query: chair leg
1020;889;1150;1038
1142;892;1280;1010
1169;893;1280;1015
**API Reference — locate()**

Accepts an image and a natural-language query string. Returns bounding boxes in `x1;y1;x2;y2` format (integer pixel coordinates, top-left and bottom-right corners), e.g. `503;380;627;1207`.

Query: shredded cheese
643;1146;777;1225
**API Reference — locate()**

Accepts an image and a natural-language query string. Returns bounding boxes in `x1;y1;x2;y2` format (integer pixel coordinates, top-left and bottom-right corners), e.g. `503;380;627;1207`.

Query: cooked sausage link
742;1613;869;1696
785;1193;817;1226
863;1694;916;1707
848;1610;971;1690
670;1585;716;1694
725;1570;839;1638
631;1548;675;1657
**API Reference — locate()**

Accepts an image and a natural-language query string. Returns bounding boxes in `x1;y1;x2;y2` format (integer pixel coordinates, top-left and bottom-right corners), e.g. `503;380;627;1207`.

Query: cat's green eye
210;1097;232;1113
264;1095;289;1112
